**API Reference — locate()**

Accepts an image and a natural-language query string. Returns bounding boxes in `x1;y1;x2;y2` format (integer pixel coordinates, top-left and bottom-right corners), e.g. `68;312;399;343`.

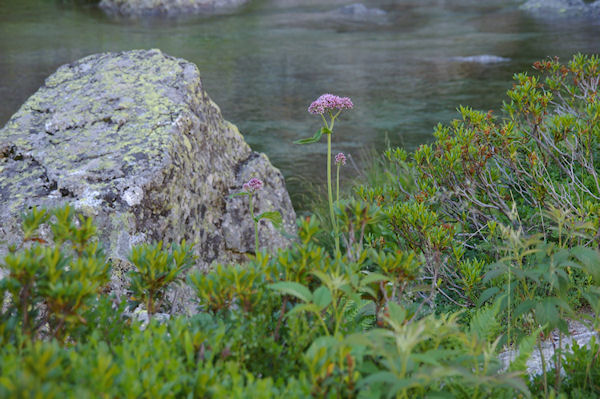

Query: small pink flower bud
335;152;347;166
243;178;264;192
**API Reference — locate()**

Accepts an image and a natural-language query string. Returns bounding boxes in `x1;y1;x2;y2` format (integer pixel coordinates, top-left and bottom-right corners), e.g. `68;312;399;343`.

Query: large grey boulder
0;49;296;295
99;0;250;17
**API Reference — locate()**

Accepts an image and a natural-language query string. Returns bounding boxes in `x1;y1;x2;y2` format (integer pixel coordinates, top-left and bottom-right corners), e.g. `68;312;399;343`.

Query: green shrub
0;206;110;344
128;240;195;315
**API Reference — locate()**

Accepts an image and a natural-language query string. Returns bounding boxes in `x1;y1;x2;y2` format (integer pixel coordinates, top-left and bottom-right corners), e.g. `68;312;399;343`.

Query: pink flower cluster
243;177;264;192
308;94;354;115
335;152;347;166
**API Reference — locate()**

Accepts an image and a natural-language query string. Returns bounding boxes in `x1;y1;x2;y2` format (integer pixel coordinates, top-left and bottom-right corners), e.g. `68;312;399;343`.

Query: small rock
453;55;511;64
520;0;600;18
328;3;387;22
337;3;386;17
498;319;598;377
127;306;171;330
99;0;251;18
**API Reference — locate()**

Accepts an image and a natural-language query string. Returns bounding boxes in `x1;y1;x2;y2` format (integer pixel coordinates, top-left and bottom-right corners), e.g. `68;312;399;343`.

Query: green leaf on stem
228;192;249;199
294;128;325;144
313;286;332;310
257;211;283;228
269;281;312;303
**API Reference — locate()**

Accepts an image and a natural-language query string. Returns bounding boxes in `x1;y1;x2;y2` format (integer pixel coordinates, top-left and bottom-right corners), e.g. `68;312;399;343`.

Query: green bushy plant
0;206;110;344
128;240;195;315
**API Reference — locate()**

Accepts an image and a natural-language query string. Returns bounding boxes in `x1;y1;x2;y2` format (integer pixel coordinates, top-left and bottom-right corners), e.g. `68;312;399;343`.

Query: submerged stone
0;49;296;310
99;0;250;17
453;55;511;64
328;3;388;22
520;0;600;18
336;3;386;18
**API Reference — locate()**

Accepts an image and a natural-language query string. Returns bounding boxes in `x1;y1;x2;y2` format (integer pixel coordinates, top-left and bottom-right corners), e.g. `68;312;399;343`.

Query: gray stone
99;0;250;17
499;319;598;377
329;3;387;21
453;55;511;64
520;0;600;18
0;49;296;310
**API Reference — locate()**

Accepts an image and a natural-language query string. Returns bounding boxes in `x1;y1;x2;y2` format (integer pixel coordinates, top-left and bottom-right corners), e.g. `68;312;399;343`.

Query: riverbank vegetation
1;54;600;398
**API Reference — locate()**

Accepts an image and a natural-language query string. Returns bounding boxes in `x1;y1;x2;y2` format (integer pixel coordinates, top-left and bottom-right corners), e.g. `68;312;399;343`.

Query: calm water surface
1;0;599;207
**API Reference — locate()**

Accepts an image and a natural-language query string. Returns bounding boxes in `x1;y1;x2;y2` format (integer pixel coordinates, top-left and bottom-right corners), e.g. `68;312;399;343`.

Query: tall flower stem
326;132;340;257
303;94;353;258
336;163;341;203
249;193;259;254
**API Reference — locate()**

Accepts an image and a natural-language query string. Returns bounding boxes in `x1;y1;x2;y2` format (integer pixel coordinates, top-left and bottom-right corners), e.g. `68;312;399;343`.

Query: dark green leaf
477;286;500;307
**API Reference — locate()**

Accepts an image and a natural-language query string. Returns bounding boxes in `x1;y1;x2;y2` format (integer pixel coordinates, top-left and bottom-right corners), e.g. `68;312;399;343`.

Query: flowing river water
1;0;599;208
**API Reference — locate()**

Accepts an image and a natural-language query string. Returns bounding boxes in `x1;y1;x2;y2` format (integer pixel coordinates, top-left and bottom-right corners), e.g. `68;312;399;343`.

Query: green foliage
128;241;195;315
189;262;267;314
355;303;528;398
0;205;110;343
530;337;600;398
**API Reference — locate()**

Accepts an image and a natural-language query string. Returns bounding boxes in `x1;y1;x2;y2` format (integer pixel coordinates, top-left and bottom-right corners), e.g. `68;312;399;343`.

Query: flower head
308;94;353;115
243;178;264;192
335;152;347;166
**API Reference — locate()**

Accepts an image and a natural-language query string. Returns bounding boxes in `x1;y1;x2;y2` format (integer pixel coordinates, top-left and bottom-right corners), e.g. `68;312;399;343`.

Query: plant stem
148;292;154;316
327;132;340;257
274;296;288;342
336;164;340;203
538;339;548;398
508;263;512;348
249;193;259;254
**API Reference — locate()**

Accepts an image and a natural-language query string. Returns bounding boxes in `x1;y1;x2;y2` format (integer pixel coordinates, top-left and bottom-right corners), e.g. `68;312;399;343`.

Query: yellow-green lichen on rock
0;49;296;311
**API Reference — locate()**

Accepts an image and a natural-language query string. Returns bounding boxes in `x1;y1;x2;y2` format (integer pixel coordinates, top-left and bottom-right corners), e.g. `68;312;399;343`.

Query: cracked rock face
0;49;296;307
99;0;250;17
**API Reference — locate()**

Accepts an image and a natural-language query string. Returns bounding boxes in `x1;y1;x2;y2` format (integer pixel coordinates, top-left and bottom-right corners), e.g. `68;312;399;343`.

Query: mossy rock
0;49;296;309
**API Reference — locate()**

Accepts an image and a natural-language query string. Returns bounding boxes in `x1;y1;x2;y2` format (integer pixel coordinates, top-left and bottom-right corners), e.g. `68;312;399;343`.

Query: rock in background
99;0;250;17
0;49;296;308
520;0;600;18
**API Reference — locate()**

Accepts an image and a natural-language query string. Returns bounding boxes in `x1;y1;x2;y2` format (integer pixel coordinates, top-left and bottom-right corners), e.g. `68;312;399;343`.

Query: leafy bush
0;206;110;344
128;240;195;315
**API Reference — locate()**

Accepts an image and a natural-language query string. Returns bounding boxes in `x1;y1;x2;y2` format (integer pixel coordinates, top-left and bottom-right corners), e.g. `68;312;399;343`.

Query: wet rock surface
452;55;511;64
331;3;387;20
99;0;250;17
520;0;600;18
0;49;296;309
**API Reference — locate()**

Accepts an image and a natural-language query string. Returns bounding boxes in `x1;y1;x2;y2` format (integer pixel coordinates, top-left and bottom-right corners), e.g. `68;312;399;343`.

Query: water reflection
0;0;599;208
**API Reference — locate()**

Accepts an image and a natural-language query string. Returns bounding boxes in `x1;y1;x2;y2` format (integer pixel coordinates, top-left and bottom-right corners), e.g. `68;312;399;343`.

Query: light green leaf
287;303;321;318
360;272;390;286
294;128;324;145
268;281;312;302
572;246;600;282
508;331;538;373
257;211;283;228
313;286;332;310
228;192;249;199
